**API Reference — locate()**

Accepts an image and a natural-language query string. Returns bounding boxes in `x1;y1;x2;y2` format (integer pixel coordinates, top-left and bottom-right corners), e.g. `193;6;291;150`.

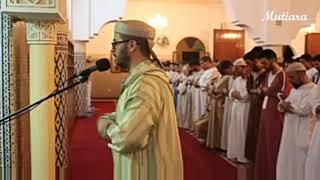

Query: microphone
70;58;111;80
79;58;111;76
0;58;111;124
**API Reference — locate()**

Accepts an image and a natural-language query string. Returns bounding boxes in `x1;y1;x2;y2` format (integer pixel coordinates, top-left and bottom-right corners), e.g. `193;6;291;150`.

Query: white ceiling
129;0;222;4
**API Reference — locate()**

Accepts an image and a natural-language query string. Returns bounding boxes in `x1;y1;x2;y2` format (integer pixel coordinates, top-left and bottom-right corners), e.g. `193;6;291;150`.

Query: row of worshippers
162;57;221;131
293;53;320;85
162;49;320;180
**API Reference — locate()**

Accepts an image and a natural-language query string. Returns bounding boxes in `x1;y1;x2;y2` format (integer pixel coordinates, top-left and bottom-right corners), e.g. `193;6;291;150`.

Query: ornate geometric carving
6;0;55;7
74;56;87;116
54;32;68;168
2;0;65;23
26;20;57;44
10;22;17;168
0;12;13;179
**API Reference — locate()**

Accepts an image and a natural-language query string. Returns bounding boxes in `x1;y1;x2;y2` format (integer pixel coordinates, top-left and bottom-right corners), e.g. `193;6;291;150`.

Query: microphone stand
0;75;90;125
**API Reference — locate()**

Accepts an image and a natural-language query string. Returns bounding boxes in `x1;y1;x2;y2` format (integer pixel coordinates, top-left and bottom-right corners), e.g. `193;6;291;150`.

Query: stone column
26;20;57;180
11;20;31;180
74;41;89;117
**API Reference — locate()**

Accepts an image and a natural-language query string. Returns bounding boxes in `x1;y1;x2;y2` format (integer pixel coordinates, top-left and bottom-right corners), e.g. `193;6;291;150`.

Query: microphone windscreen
96;58;111;71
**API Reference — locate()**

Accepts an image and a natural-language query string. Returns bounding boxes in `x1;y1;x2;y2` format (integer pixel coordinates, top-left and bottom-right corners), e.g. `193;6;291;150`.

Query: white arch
72;0;127;41
223;0;319;45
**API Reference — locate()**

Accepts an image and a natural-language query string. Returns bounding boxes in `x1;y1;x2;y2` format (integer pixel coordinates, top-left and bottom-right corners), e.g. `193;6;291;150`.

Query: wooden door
214;29;245;61
305;33;320;56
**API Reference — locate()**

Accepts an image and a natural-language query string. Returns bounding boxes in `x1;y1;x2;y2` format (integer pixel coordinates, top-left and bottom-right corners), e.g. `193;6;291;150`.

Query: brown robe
194;114;209;139
206;75;231;149
255;69;292;180
245;71;266;161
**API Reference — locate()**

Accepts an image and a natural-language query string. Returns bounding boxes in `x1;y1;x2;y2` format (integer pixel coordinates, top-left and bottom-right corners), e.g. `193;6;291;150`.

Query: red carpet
69;102;238;180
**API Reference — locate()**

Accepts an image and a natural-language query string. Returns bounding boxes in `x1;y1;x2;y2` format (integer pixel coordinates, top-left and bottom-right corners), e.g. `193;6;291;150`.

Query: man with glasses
96;20;183;180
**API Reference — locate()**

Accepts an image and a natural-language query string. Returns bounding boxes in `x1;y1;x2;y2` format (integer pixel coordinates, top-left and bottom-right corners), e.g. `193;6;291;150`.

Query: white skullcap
286;62;306;73
233;58;247;66
114;20;156;48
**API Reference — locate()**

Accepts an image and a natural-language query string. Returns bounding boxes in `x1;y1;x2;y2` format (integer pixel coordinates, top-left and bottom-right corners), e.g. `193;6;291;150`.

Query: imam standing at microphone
96;20;183;180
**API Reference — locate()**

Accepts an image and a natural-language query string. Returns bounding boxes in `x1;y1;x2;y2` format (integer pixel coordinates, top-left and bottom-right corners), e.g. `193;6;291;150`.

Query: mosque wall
85;1;318;99
86;1;255;98
87;1;255;60
290;9;320;56
86;23;126;99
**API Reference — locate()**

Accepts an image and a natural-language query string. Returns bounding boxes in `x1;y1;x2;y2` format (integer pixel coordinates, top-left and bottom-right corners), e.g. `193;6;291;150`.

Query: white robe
227;76;250;162
165;70;170;78
172;72;180;86
199;67;221;117
221;76;235;150
305;86;320;180
168;71;177;91
166;70;172;81
277;82;317;180
172;72;181;110
192;70;204;122
176;74;188;128
311;72;320;85
307;67;318;80
183;74;195;129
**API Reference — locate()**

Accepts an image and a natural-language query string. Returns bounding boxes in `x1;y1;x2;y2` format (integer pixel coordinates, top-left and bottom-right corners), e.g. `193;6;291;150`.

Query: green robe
98;60;183;180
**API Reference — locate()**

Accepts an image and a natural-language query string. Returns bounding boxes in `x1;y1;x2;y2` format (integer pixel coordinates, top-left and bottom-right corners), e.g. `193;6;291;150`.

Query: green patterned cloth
98;59;183;180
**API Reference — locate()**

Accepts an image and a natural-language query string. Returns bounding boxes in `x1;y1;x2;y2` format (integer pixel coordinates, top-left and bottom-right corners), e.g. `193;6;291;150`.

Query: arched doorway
173;37;208;64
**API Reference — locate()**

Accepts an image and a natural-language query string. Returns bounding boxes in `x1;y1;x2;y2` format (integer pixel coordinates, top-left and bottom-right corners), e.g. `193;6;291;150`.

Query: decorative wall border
0;11;13;179
54;32;68;170
26;20;57;43
74;53;87;116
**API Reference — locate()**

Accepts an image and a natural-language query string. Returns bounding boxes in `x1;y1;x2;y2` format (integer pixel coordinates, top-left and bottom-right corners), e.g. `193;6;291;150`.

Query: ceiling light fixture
147;14;168;30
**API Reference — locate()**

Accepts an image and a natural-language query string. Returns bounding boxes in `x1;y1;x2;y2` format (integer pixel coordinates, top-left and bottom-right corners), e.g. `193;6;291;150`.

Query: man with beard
227;58;250;163
96;20;183;180
277;62;317;180
244;51;266;162
255;49;292;180
206;60;233;149
191;62;204;128
198;56;221;117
